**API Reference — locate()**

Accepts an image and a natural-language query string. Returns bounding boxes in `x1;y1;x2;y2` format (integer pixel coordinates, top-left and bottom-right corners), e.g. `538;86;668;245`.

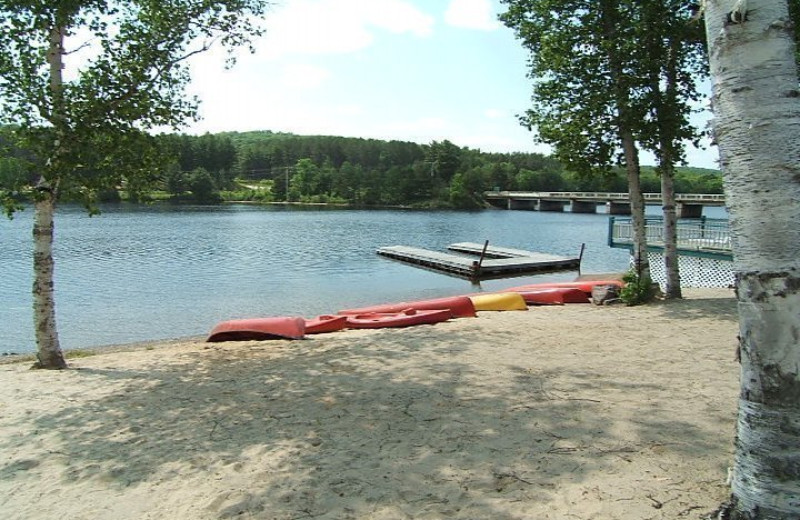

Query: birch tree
636;1;708;299
500;1;709;300
702;0;800;517
0;1;269;369
500;0;652;291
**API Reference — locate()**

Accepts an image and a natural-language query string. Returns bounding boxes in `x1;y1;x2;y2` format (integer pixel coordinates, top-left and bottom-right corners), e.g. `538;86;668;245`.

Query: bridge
484;191;725;218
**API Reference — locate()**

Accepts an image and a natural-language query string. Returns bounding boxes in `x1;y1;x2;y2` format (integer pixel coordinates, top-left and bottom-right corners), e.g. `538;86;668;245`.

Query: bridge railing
609;217;732;259
485;191;726;204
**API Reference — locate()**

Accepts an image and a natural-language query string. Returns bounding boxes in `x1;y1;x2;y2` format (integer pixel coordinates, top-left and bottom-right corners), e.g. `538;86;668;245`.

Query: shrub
619;268;657;306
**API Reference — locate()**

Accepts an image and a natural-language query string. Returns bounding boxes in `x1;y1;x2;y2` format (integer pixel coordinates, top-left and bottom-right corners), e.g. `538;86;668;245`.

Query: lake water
0;203;726;355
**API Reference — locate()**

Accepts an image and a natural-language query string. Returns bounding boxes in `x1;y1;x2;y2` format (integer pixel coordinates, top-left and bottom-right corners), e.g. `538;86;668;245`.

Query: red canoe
304;314;348;334
505;280;624;295
207;316;305;342
338;295;476;318
345;308;452;329
518;287;590;305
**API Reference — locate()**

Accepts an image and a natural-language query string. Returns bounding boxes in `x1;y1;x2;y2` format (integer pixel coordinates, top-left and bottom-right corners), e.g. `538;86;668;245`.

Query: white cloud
445;0;499;30
260;0;434;59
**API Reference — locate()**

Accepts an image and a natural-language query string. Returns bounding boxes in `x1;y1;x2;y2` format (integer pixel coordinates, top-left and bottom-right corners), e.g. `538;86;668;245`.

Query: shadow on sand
2;319;733;519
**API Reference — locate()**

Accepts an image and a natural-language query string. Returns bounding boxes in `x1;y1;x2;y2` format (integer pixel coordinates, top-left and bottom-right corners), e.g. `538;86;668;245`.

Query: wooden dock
376;243;581;280
448;242;558;259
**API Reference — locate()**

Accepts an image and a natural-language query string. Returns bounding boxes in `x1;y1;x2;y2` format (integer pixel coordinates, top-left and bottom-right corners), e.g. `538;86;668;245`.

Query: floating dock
448;242;557;259
376;242;582;280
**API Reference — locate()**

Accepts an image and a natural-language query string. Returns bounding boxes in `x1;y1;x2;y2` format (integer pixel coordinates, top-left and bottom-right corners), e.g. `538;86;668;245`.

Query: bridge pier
508;198;538;210
539;200;566;212
607;202;632;215
677;203;703;218
570;200;597;213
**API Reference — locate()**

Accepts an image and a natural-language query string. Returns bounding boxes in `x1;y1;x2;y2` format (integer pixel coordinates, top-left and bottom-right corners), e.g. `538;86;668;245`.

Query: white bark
704;1;800;517
31;23;67;369
661;168;681;298
32;193;66;369
623;136;650;281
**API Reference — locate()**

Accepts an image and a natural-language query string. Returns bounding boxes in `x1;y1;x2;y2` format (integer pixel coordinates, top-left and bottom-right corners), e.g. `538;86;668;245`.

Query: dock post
471;240;490;280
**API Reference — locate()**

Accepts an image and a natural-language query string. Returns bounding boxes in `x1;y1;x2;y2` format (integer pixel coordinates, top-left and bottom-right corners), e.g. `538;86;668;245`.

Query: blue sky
184;0;718;170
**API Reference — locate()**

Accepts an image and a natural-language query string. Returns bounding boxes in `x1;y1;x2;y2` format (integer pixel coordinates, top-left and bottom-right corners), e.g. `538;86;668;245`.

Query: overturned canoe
305;314;348;334
207;316;305;342
469;292;528;311
339;295;476;318
504;280;624;295
518;287;590;305
345;308;452;329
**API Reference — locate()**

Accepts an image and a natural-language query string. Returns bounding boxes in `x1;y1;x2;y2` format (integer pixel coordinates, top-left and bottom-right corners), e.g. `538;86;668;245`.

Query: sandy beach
0;288;740;519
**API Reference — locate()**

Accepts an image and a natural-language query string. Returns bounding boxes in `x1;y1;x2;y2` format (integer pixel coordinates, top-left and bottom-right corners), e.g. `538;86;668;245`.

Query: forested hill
1;128;723;208
158;130;722;208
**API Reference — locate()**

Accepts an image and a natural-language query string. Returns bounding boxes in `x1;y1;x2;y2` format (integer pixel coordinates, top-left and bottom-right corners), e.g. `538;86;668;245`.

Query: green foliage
449;170;486;209
500;0;623;177
499;1;707;178
187;167;220;203
619;268;657;306
2;125;723;208
0;1;268;210
0;126;32;216
164;163;187;198
0;156;27;216
426;140;462;182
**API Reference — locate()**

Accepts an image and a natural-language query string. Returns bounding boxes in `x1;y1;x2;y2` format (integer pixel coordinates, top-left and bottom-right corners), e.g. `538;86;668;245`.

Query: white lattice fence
644;251;734;289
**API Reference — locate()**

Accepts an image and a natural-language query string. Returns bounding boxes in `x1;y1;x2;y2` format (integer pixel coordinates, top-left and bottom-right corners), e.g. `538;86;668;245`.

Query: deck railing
609;217;732;259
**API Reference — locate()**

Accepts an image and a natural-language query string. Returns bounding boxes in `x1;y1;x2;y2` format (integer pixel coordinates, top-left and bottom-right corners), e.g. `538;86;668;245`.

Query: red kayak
505;280;623;295
207;316;305;342
345;308;452;329
518;287;590;305
338;295;476;318
304;314;348;334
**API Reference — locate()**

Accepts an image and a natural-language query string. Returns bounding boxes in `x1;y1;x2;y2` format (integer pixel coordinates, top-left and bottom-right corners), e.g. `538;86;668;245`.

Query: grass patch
65;349;97;359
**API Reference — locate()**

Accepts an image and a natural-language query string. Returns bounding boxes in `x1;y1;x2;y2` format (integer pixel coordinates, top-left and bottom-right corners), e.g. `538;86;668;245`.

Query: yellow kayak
469;292;528;311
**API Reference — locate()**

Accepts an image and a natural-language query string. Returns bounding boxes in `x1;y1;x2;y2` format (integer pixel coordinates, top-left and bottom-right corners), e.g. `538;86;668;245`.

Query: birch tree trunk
659;35;683;300
660;163;681;298
621;132;650;281
32;23;67;369
703;1;800;517
32;192;65;369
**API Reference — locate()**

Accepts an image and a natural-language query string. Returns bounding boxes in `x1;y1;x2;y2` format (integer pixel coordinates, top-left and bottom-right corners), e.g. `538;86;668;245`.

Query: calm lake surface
0;203;726;355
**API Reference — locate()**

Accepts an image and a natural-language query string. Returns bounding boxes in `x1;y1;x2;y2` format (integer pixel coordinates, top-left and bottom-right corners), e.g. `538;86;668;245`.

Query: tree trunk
32;22;68;369
659;34;683;300
660;162;681;298
599;0;650;282
32;191;66;369
621;131;650;281
703;1;800;518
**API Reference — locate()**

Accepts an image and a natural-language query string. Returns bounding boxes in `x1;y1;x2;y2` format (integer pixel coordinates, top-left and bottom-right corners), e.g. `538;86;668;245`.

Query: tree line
3;128;722;208
171;131;724;207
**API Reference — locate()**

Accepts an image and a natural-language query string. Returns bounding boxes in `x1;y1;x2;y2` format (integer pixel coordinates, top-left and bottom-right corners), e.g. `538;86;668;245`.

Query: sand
0;288;740;520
